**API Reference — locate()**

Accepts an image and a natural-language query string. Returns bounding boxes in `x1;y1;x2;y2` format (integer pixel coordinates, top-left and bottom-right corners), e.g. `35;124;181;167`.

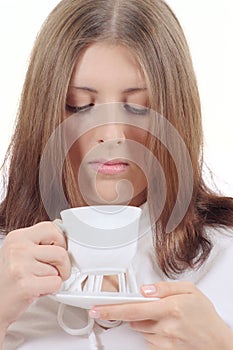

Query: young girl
0;0;233;349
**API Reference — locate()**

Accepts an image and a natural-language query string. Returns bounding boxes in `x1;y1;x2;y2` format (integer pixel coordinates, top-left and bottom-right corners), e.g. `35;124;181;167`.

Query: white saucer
50;291;159;309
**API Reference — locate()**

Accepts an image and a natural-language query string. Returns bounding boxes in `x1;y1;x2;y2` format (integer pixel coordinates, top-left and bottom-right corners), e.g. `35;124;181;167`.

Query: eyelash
123;104;149;115
65;103;94;113
65;103;149;115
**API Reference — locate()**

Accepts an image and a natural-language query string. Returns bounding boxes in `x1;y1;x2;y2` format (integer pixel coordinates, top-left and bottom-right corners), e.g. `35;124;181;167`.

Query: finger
130;320;157;334
143;333;171;349
33;261;59;277
146;340;157;350
36;276;63;295
33;245;71;280
141;281;198;299
24;222;67;248
89;299;169;322
19;275;63;298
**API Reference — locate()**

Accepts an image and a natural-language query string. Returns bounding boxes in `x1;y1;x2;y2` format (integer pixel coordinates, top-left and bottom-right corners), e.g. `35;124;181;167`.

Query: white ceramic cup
56;205;142;275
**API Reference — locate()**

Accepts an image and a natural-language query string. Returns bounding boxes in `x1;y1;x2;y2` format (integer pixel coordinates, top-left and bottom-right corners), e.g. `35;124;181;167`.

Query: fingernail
89;308;101;319
142;284;157;296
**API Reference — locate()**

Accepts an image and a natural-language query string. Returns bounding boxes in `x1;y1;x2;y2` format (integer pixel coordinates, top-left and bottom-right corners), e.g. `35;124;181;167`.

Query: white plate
50;291;159;309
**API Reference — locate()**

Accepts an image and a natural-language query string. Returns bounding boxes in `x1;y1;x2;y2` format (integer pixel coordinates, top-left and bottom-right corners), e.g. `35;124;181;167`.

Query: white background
0;0;232;195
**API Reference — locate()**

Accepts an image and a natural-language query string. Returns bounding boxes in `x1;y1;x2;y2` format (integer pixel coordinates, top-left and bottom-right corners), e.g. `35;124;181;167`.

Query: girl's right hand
0;222;71;332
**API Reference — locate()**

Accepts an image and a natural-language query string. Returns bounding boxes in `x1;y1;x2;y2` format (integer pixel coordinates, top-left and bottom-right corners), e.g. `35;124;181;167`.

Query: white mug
54;205;142;336
56;205;142;275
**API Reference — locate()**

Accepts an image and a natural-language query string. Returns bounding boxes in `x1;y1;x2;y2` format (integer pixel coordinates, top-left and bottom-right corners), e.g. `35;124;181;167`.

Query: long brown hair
0;0;232;277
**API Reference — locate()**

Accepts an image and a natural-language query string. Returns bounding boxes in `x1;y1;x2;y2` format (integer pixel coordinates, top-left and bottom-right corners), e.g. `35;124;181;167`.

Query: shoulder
207;225;233;248
203;225;233;272
177;225;233;283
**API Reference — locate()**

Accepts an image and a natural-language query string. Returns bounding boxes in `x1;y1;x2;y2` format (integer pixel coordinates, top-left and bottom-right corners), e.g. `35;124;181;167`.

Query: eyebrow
69;86;98;93
123;87;147;94
69;86;147;94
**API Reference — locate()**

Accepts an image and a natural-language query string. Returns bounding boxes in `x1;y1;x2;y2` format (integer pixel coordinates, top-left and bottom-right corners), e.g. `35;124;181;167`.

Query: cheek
69;134;94;166
128;127;148;145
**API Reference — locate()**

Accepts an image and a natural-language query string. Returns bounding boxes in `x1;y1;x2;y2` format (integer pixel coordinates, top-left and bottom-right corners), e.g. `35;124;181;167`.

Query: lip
89;159;129;175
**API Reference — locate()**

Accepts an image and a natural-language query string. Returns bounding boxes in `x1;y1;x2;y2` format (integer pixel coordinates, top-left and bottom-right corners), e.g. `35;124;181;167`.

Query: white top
1;203;233;350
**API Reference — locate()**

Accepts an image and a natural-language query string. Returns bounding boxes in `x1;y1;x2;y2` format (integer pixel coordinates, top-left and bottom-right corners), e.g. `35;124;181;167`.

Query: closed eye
66;103;94;114
124;103;149;115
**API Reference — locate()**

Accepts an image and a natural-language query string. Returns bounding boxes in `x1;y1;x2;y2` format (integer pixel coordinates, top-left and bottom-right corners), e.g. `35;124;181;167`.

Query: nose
96;123;126;144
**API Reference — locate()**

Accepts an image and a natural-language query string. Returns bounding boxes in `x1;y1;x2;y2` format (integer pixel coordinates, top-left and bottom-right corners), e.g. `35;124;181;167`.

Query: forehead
70;43;146;88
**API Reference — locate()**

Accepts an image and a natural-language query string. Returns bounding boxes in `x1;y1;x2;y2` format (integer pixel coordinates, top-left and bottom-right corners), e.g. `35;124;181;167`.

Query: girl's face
66;43;149;206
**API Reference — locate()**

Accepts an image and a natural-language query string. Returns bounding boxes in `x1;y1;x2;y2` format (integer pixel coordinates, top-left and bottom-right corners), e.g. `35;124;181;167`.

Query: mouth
89;159;129;175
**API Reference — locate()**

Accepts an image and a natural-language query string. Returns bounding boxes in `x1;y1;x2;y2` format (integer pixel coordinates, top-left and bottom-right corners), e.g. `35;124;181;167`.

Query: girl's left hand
89;281;233;349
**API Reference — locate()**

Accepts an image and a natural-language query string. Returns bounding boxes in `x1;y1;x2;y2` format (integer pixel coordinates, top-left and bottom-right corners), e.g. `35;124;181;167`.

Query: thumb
141;281;197;298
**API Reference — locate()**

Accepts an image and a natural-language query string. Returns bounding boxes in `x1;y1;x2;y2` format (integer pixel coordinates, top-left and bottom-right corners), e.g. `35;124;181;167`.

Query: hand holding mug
0;222;71;331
